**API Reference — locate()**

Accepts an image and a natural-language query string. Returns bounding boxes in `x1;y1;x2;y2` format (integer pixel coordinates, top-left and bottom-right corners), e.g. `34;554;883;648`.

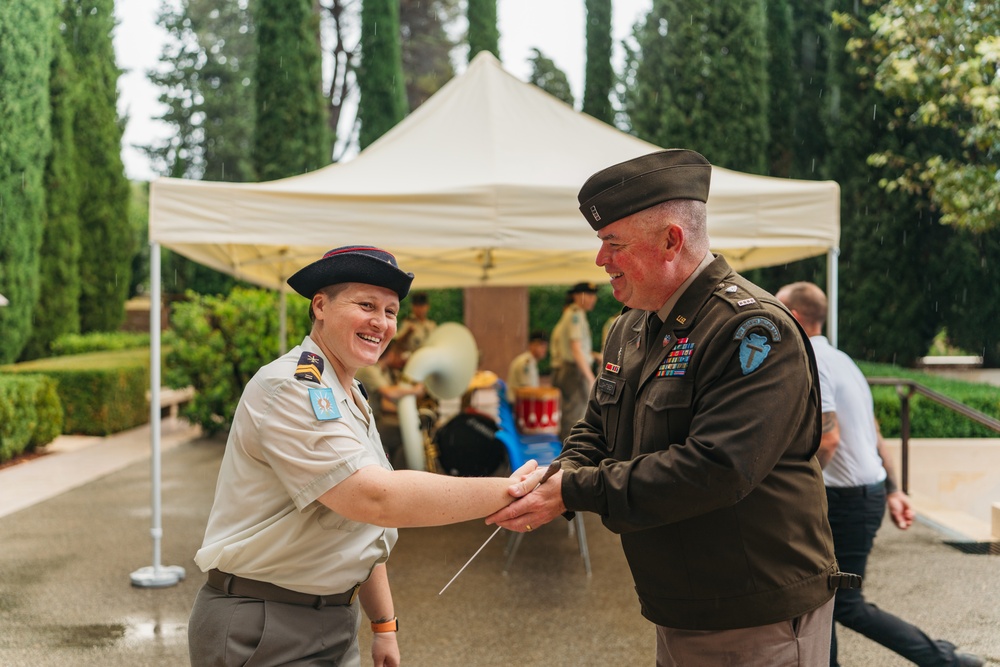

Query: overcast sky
113;0;652;181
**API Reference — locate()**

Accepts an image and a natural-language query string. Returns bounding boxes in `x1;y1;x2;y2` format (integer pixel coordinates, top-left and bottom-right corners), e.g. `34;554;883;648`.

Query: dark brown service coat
560;255;837;630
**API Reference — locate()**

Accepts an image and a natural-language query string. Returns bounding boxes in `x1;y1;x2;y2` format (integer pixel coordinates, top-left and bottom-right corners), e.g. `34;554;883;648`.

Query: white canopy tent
150;52;840;289
137;52;840;586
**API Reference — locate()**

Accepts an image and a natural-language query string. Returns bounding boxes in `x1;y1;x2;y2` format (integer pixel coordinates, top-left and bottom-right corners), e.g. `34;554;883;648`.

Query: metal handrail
867;377;1000;493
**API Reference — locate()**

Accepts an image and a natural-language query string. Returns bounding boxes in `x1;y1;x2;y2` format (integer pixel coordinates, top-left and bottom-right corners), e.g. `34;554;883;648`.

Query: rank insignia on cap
295;351;324;383
605;361;620;374
309;387;341;421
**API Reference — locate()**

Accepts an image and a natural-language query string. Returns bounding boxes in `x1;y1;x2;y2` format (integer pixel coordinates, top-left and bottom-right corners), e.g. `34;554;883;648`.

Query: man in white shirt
778;281;984;667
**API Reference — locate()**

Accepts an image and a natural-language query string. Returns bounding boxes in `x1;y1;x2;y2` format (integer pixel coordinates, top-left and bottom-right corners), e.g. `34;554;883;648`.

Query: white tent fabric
150;52;840;289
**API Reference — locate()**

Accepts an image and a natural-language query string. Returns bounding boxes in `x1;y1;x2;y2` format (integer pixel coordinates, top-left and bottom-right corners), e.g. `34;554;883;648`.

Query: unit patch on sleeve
656;337;695;377
732;317;780;375
295;351;324;383
309;387;341;421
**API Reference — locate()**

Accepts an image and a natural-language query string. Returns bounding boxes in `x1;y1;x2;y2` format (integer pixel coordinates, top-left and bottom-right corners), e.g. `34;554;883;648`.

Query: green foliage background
254;0;330;179
24;11;81;361
582;0;613;123
626;0;770;174
65;0;133;334
165;288;312;434
358;0;408;150
466;0;499;60
0;0;53;364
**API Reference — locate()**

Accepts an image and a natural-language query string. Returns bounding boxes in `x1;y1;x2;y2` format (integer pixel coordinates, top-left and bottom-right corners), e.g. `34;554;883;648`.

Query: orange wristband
371;617;398;633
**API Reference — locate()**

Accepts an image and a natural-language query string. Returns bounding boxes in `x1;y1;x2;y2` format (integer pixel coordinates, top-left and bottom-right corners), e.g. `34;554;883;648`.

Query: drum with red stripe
514;386;561;435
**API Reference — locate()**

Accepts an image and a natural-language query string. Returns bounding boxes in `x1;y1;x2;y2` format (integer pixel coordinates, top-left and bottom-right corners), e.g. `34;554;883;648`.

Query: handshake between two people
487;459;568;533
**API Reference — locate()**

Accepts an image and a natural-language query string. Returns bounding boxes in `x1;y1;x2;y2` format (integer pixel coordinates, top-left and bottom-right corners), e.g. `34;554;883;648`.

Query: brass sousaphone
397;322;478;470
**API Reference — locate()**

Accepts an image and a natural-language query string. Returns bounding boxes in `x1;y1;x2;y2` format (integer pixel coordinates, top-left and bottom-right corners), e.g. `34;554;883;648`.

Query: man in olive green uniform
395;291;436;354
488;150;842;666
550;282;597;441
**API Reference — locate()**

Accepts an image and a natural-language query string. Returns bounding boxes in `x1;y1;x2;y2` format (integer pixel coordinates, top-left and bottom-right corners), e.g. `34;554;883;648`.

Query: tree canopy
849;0;1000;231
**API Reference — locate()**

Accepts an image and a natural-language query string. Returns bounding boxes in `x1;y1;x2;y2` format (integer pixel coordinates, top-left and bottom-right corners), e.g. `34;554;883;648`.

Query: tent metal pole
827;247;840;349
131;241;186;588
279;288;288;355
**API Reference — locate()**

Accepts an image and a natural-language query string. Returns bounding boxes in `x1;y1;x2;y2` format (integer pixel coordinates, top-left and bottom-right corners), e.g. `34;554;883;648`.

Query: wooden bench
154;386;195;420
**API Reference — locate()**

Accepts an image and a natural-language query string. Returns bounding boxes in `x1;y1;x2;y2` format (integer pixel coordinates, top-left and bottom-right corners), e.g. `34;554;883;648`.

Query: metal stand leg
502;532;525;574
574;514;592;576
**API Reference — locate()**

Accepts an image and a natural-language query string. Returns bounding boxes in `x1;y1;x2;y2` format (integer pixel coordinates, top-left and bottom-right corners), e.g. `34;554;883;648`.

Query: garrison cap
287;245;414;300
568;281;598;295
577;149;712;230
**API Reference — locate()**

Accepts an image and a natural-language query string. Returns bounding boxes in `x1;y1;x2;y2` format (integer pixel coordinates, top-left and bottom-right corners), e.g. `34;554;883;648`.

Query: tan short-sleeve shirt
551;304;592;368
194;336;398;595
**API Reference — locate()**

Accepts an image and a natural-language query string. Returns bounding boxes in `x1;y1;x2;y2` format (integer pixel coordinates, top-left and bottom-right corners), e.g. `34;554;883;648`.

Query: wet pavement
0;427;997;666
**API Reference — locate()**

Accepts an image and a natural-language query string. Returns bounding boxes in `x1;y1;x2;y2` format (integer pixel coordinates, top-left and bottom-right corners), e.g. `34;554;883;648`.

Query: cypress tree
64;0;132;334
764;0;794;176
254;0;329;179
467;0;499;61
582;0;613;122
626;0;770;174
0;0;53;363
400;0;458;111
23;4;82;360
358;0;407;149
787;0;833;180
528;48;574;106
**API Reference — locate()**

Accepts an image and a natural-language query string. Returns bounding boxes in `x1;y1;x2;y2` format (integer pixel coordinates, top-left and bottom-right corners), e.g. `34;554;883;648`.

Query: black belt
826;481;885;498
207;569;359;609
829;572;863;590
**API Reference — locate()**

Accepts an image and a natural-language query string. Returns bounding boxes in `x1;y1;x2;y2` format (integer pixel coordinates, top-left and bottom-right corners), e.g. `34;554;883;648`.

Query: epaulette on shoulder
294;351;324;384
713;280;768;314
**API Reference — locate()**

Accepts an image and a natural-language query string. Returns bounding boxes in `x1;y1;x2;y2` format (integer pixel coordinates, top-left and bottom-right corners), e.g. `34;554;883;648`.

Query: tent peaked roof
150;51;839;290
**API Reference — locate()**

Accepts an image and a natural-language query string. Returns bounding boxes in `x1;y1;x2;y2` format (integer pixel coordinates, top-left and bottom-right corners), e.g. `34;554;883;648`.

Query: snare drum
514;386;561;435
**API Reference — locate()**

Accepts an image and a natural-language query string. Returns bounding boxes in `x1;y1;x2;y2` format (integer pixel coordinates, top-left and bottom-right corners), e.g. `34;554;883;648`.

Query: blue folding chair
494;381;591;576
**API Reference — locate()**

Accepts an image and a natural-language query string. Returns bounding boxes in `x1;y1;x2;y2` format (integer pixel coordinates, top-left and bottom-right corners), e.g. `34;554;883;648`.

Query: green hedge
165;288;311;435
49;331;150;356
860;363;1000;438
2;349;150;436
0;375;64;463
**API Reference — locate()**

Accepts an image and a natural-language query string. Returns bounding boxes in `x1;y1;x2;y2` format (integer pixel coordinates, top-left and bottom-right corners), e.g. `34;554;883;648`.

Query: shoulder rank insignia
309;387;341;421
295;351;324;383
733;317;780;375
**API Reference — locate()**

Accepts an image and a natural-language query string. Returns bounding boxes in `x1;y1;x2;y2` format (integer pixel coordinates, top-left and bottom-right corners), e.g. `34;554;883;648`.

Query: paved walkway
0;425;997;666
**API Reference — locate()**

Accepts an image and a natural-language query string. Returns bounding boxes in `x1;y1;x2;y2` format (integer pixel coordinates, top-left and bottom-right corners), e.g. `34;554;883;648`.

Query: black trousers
827;484;959;666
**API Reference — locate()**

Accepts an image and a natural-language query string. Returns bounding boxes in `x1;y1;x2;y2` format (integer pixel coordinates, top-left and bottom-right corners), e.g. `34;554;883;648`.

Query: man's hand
485;468;566;533
887;490;915;530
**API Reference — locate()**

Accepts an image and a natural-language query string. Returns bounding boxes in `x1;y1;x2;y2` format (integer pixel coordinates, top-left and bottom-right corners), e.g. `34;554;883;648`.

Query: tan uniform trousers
551;363;589;442
189;583;362;667
656;596;835;667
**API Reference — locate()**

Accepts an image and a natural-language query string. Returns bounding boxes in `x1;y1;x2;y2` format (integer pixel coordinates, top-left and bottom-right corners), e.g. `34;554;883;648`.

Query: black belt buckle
828;572;863;590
